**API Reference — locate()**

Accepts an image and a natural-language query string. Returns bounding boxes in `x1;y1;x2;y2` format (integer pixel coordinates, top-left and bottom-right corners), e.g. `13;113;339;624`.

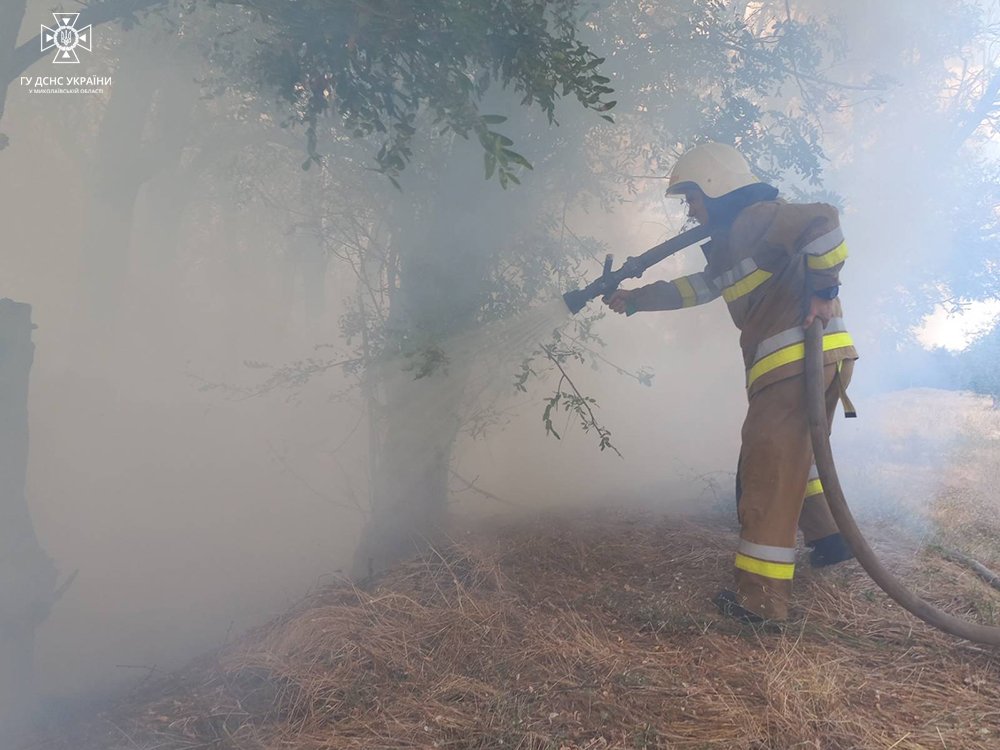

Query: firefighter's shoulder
763;201;840;253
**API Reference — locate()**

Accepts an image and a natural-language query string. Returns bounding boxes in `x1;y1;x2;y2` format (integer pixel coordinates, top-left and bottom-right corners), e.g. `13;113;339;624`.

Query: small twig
559;330;653;385
540;344;622;457
548;681;601;693
449;469;521;507
115;663;161;674
266;441;366;514
114;663;163;692
936;545;1000;592
420;544;458;612
53;569;79;601
107;720;141;749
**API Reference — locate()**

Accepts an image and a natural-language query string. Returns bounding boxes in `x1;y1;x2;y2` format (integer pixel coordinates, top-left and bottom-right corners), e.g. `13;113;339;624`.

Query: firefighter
605;142;858;623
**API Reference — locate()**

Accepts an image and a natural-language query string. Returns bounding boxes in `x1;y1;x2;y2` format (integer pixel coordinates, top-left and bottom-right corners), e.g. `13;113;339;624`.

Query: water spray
564;232;1000;647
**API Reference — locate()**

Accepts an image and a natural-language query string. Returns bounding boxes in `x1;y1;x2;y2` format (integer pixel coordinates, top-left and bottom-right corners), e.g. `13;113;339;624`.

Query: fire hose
805;320;1000;646
563;234;1000;646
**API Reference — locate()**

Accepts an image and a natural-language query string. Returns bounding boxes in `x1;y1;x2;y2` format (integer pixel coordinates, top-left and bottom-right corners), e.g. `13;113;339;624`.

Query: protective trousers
733;359;853;620
736;451;840;548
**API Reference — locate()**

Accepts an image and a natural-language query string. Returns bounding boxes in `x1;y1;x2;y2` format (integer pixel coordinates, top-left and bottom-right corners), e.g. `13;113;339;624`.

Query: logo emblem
41;13;92;64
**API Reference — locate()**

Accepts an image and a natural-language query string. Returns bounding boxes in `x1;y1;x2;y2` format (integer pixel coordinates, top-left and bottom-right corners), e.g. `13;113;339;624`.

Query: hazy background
1;0;998;709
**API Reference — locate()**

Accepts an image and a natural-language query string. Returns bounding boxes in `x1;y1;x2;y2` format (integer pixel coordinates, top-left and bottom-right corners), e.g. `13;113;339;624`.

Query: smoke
2;0;998;723
1;76;742;707
1;12;372;704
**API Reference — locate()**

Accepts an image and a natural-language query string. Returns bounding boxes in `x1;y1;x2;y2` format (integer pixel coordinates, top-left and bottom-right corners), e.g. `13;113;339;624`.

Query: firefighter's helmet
666;142;759;199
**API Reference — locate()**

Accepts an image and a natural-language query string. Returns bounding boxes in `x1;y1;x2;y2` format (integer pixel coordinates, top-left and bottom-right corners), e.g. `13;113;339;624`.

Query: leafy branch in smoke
510;313;626;456
188;354;363;401
561;329;654;386
402;347;451;380
192;0;617;186
4;1;616;185
579;0;887;197
171;0;866;457
535;342;621;457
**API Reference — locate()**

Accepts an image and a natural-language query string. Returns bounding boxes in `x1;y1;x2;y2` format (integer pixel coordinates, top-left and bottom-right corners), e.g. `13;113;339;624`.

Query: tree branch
449;469;519;507
936;545;1000;593
540;343;622;457
953;67;1000;149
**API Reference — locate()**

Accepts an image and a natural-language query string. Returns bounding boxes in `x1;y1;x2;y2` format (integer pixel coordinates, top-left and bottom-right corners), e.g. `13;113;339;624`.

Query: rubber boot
807;532;854;567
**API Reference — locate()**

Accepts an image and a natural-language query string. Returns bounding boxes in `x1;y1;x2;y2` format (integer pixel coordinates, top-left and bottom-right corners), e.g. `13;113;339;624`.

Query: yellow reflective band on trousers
675;276;697;308
804;478;823;498
806;241;849;270
735;553;795;580
747;331;854;389
722;268;772;302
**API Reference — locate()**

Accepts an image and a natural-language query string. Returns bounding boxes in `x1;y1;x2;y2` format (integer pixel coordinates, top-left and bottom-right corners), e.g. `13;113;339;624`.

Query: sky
917;299;1000;350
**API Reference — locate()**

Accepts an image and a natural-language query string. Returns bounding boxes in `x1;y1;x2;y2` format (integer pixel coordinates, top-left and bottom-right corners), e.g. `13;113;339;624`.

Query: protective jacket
625;199;856;397
627;198;858;620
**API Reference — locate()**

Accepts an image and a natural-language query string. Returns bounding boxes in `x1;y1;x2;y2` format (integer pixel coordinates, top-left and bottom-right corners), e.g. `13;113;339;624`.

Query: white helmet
666;142;759;199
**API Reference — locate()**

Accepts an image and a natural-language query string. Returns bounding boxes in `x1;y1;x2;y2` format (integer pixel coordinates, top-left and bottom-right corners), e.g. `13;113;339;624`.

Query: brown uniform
627;199;857;619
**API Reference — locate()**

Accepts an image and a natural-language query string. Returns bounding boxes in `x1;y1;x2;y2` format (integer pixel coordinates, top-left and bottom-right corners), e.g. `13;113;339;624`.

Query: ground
16;391;1000;749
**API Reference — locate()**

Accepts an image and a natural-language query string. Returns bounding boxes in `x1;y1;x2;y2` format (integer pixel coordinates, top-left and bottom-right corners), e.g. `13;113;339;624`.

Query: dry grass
20;511;1000;750
18;392;1000;750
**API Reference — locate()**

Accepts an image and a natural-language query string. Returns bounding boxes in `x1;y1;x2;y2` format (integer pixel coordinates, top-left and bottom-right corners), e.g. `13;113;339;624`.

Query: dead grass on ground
19;509;1000;750
18;392;1000;750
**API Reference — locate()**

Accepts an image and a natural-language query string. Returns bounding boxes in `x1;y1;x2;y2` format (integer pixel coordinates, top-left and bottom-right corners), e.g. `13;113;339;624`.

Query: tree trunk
0;300;56;734
80;37;197;335
0;0;28;146
134;62;199;301
80;46;158;332
351;147;498;579
352;388;461;579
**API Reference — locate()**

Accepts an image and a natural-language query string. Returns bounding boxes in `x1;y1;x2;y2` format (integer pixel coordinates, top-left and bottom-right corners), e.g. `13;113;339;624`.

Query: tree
1;0;890;577
958;322;1000;407
4;0;616;185
229;1;865;574
579;0;870;193
0;302;57;734
0;0;28;147
804;1;1000;322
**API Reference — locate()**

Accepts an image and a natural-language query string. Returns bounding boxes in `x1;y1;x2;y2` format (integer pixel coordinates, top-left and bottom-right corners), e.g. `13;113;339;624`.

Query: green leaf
484;152;496;180
501;149;533;170
481;114;508;124
543;398;562;439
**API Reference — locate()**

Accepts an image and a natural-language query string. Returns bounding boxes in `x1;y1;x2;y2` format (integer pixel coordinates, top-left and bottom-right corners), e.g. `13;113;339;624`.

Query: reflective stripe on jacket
629;200;858;396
